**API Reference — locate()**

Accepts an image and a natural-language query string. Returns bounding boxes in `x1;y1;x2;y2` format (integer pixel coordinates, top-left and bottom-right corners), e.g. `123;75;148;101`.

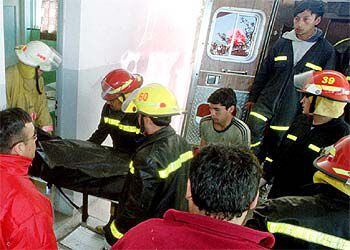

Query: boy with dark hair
246;0;335;161
0;108;57;249
200;87;250;147
113;145;275;249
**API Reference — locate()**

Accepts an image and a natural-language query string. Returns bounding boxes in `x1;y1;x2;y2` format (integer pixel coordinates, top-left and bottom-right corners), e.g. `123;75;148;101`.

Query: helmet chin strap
35;66;42;95
309;95;317;113
139;114;146;135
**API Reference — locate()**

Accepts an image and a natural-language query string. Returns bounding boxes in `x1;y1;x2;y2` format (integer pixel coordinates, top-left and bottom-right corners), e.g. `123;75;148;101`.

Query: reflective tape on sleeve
274;56;287;61
249;112;268;122
265;157;273;163
270;125;289;131
104;117;140;134
158;151;193;179
267;221;350;249
346;76;350;81
308;144;321;153
305;62;322;71
110;221;124;239
129;161;135;174
250;141;261;148
287;134;297;141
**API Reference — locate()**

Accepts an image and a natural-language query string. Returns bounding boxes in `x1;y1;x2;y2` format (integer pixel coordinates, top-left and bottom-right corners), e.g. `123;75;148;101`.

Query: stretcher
30;129;131;222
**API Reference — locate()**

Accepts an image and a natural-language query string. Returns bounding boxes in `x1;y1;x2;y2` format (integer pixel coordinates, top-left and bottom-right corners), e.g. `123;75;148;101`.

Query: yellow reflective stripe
321;85;344;92
305;62;322;71
346;76;350;81
110;221;124;239
274;56;287;61
250;141;261;148
104;117;141;134
104;117;120;126
334;37;350;47
265;157;273;163
270;125;289;131
333;167;350;177
267;222;350;250
158;151;193;179
129;161;135;174
250;112;268;122
119;124;141;133
287;134;297;141
308;144;321;153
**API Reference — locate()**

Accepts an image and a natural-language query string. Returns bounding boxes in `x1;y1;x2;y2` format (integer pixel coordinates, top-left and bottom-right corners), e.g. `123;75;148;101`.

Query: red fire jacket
0;154;57;249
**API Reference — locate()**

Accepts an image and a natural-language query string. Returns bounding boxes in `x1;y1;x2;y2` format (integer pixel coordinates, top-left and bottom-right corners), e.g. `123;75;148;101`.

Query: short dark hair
0;108;32;153
207;88;237;109
294;0;325;18
189;145;262;220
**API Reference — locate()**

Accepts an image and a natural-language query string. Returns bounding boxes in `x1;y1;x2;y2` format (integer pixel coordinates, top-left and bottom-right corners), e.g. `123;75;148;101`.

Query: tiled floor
51;189;111;249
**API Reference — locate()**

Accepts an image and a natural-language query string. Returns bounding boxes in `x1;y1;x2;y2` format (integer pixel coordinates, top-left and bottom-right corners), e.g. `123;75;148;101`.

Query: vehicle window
207;7;265;63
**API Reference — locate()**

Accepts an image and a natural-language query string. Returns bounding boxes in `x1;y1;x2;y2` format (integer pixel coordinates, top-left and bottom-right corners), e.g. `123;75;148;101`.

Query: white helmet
15;41;62;72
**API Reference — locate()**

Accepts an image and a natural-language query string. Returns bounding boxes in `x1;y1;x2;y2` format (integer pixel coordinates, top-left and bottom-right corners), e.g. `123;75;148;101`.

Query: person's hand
245;101;254;112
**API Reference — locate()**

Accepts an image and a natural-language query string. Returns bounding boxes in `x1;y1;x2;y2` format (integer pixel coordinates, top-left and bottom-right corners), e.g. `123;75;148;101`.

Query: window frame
206;7;266;63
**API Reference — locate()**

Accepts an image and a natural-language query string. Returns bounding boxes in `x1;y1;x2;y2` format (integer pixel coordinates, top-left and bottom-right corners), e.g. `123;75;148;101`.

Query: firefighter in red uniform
249;135;350;249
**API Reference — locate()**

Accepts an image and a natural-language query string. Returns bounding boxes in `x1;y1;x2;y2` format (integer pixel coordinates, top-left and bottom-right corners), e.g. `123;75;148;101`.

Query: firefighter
88;68;144;153
6;40;62;133
104;83;193;245
245;0;336;161
88;68;144;234
249;135;350;249
262;70;350;198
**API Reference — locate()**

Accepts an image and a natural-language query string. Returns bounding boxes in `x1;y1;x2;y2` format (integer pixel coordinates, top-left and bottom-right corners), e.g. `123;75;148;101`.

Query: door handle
221;69;248;75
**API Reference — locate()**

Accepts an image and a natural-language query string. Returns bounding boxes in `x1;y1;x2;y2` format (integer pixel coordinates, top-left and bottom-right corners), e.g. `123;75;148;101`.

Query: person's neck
296;27;316;41
226;211;248;226
213;116;233;131
312;114;333;125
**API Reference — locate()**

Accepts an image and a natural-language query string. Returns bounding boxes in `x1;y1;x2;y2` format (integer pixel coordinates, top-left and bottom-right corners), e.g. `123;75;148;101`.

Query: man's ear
11;142;25;156
228;105;235;114
249;191;259;210
315;16;321;26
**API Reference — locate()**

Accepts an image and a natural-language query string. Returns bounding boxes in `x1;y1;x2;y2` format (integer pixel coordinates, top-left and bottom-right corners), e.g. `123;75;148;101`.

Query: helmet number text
138;92;148;101
321;76;335;85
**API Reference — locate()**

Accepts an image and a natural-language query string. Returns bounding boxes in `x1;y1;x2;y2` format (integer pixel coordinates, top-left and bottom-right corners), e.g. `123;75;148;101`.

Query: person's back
0;108;57;249
116;209;273;250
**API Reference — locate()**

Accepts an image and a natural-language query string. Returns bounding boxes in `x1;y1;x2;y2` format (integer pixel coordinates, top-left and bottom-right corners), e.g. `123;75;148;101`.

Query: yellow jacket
6;63;53;131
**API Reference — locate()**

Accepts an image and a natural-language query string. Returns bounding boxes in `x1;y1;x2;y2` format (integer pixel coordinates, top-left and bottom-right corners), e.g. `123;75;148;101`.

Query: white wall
57;0;202;140
0;0;7;110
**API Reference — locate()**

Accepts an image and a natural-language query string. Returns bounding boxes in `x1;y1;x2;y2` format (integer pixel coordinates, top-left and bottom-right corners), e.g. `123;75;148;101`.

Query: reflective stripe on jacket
106;126;192;244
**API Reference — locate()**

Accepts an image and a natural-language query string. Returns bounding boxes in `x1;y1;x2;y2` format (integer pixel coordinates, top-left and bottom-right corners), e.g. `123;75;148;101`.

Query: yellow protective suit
6;63;53;132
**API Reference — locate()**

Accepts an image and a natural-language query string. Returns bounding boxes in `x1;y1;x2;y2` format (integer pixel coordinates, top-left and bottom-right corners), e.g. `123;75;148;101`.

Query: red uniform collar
0;154;32;176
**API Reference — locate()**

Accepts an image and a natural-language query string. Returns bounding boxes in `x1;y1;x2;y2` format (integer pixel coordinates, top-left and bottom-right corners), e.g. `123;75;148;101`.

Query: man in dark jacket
263;70;350;198
104;83;193;245
246;0;336;161
248;135;350;249
88;68;143;153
